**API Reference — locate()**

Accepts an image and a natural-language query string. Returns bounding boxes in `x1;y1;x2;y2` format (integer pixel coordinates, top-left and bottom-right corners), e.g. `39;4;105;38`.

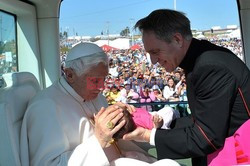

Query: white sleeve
157;107;175;129
21;99;73;166
111;158;180;166
20;99;109;166
149;128;156;146
69;135;109;166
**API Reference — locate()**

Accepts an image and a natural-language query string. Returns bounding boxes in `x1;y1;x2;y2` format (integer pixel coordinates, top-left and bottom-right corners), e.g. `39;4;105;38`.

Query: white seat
0;72;40;166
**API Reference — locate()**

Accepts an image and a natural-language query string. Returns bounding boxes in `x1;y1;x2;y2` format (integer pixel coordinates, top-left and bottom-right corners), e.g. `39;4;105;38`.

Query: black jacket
155;38;250;165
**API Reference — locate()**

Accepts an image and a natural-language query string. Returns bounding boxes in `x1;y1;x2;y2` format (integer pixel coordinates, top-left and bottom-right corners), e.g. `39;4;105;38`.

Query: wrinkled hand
122;127;151;143
94;106;125;148
114;102;136;114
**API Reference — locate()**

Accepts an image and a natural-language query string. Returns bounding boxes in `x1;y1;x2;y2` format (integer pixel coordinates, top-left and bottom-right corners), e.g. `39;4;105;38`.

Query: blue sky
59;0;239;37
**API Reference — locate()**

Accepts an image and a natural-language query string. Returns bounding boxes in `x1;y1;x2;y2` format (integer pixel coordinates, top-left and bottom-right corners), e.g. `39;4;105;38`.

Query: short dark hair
134;9;192;43
113;109;136;139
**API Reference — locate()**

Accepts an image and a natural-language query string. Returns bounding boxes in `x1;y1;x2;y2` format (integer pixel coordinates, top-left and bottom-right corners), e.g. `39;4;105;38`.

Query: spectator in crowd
163;77;179;102
139;84;156;111
151;85;167;111
131;79;140;94
106;85;121;105
176;77;189;117
146;74;158;89
154;73;164;90
122;9;250;166
118;81;139;103
109;62;119;78
152;85;166;102
118;83;125;91
173;70;181;84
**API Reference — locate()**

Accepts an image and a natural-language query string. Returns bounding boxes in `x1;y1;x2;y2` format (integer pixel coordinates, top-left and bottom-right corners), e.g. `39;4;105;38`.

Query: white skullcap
66;42;105;62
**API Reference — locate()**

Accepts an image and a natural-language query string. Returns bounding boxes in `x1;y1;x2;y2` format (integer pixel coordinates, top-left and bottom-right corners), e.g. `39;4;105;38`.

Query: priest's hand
152;114;163;129
94;106;125;148
122;127;151;143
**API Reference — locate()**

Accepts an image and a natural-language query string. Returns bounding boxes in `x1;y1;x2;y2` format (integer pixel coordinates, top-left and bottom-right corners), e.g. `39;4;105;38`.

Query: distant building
67;36;91;41
211;26;221;30
227;25;238;29
95;34;121;40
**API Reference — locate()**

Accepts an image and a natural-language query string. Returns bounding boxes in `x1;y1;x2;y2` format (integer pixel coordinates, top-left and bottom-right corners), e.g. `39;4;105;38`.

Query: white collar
59;77;85;103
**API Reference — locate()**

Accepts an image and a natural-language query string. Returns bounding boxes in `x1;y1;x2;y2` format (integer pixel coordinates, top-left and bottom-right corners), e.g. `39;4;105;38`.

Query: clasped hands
94;102;151;148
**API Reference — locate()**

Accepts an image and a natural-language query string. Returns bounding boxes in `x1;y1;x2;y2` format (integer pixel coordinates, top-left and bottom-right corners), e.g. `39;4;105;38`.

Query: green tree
120;27;130;37
60;46;70;54
0;40;16;54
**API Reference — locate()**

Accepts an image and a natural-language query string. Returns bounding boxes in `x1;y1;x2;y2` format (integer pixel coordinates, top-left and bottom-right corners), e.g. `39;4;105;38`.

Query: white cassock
20;77;180;166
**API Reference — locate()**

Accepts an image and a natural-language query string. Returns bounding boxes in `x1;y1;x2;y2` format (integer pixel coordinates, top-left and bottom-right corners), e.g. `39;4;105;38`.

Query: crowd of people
60;36;243;117
208;37;243;60
103;48;188;114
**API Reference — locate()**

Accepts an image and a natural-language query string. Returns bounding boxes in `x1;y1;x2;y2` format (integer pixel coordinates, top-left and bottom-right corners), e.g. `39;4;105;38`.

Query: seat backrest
0;72;40;166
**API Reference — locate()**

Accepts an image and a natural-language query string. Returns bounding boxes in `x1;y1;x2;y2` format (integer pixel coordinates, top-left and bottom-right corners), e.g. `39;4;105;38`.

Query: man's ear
173;33;184;48
64;68;76;84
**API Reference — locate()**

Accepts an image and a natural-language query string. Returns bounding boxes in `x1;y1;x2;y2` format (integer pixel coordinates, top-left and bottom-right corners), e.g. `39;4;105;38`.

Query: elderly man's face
71;63;108;101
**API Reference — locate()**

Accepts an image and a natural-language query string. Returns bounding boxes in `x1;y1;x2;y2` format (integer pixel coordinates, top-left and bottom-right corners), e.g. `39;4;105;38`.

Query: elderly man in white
20;43;179;166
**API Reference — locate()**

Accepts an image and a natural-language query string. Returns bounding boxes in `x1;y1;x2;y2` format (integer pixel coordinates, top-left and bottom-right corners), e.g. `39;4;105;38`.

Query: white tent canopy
229;28;241;39
94;38;130;49
110;38;130;49
195;34;206;39
94;40;109;47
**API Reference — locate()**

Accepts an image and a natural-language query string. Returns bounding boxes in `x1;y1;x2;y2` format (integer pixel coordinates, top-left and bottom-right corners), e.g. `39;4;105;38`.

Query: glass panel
0;10;17;88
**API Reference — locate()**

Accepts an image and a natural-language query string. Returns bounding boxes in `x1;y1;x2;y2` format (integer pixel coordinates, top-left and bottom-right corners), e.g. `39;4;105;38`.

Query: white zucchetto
65;42;105;62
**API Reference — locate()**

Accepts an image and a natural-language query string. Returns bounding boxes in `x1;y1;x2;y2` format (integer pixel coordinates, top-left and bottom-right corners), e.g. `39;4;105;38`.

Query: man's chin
165;67;175;72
